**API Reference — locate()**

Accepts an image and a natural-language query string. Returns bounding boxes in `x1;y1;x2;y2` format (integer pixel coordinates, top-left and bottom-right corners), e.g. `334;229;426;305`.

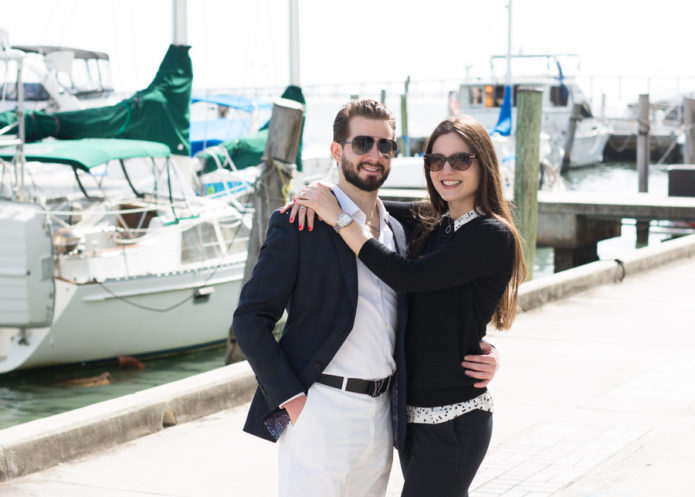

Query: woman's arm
295;186;513;294
358;220;513;293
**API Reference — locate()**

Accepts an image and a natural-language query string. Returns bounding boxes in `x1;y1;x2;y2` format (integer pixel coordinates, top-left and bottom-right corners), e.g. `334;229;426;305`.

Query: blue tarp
191;94;272;113
190;118;253;156
491;85;512;137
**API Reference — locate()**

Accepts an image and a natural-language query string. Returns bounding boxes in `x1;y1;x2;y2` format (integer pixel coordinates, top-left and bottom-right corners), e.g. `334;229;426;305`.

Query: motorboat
0;136;251;373
0;44;117;113
449;54;610;169
604;91;690;163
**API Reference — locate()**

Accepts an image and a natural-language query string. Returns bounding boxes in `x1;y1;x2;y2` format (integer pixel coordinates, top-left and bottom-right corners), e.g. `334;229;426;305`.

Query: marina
0;159;685;429
2;1;695;494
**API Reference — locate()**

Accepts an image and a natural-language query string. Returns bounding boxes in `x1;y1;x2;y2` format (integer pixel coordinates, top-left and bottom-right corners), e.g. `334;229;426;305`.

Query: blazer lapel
387;218;407;256
329;229;358;312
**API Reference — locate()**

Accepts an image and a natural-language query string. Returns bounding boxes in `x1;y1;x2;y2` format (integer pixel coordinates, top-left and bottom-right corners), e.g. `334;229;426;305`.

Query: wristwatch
333;212;354;232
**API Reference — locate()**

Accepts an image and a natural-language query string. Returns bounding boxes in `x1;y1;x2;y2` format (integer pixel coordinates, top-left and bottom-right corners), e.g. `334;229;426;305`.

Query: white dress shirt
281;186;398;407
323;185;398;380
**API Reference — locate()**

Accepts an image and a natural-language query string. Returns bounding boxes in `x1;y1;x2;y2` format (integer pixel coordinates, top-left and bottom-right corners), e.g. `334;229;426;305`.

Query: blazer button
340;329;349;336
314;362;323;371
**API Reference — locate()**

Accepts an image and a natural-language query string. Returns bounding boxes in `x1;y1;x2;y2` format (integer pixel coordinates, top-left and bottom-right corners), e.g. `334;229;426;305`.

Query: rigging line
94;218;248;313
655;135;679;166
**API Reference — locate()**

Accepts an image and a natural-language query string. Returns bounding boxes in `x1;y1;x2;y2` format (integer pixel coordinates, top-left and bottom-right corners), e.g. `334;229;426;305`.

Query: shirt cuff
279;392;305;408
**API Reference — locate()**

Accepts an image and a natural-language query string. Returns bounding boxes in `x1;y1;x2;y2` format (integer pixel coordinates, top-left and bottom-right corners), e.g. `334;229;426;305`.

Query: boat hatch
0;201;55;327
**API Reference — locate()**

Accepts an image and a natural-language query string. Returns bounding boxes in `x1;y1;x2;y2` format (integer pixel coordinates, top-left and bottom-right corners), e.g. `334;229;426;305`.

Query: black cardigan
361;204;514;407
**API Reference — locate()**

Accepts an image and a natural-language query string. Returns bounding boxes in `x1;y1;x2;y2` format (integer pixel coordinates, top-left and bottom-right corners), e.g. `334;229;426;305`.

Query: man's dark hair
333;99;396;142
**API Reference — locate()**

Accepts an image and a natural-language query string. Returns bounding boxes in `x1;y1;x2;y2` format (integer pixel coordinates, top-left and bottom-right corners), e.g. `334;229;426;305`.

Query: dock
380;188;695;272
1;234;695;496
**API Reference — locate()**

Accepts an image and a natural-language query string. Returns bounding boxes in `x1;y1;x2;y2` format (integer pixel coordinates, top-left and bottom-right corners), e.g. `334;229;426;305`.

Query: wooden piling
400;94;409;157
683;97;695;164
561;103;583;174
400;76;411;157
380;89;386;105
513;87;543;280
636;94;650;245
243;97;304;283
226;97;304;364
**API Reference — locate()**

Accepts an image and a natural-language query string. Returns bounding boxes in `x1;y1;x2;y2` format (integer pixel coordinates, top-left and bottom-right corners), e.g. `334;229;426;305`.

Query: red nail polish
308;226;313;232
299;225;303;230
289;217;294;223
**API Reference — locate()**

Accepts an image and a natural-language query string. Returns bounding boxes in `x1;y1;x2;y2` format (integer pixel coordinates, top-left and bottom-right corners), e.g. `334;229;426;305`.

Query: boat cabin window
468;86;484;105
550;85;569;107
466;85;516;108
0;82;50;102
181;222;221;263
0;61;50;102
219;219;251;254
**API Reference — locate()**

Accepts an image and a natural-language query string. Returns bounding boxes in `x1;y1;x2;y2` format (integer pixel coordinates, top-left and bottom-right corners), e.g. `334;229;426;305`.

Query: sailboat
0;47;251;374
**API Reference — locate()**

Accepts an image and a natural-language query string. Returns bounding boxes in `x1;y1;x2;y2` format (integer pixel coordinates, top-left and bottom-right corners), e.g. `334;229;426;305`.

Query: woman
293;116;526;496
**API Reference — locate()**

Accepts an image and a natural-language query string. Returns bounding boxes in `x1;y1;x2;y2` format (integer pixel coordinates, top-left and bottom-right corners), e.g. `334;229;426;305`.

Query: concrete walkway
1;252;694;495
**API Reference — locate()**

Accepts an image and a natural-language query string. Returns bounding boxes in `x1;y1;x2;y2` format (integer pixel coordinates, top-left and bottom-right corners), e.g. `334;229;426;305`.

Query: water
533;161;677;278
0;346;227;430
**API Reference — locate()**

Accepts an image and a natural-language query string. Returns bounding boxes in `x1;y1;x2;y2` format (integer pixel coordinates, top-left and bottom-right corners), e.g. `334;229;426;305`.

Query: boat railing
48;198;249;262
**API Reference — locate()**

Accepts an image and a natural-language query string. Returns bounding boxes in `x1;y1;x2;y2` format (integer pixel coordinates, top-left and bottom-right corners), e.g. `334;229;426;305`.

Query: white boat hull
0;264;244;372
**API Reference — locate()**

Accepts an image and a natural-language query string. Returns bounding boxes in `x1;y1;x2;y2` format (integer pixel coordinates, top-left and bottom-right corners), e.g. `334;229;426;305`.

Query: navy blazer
233;209;408;448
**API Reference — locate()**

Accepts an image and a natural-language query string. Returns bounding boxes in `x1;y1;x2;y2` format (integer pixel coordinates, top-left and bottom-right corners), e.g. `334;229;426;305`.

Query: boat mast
289;0;300;86
16;53;26;200
505;0;512;88
172;0;188;45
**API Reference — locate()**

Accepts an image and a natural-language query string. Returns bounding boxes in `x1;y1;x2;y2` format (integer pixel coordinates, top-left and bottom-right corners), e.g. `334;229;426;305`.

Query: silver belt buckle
370;376;390;397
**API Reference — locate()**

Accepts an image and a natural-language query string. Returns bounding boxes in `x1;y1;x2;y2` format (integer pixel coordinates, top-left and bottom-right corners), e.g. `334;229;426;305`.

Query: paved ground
1;256;694;496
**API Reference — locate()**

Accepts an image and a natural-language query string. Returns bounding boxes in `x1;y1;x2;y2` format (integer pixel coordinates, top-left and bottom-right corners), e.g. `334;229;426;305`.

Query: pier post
513;87;543;279
244;98;304;280
226;98;304;364
636;94;650;245
380;89;386;105
561;103;583;174
683;97;695;164
400;76;411;157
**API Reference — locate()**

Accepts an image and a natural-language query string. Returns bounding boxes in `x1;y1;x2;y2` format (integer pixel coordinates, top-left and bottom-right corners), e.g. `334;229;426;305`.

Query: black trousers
398;409;493;497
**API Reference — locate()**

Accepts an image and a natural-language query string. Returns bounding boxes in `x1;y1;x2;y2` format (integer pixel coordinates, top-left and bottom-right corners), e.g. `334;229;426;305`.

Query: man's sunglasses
423;152;477;172
338;136;398;159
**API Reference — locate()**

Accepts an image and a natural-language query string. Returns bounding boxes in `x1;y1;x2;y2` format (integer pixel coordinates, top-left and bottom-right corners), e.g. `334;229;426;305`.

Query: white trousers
278;382;393;497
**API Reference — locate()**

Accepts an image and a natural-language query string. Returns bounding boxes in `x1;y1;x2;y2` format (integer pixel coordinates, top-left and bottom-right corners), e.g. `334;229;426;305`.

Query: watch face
335;213;353;231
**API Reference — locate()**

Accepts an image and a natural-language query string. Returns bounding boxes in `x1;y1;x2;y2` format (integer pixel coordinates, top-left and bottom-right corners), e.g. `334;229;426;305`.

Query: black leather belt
316;373;392;397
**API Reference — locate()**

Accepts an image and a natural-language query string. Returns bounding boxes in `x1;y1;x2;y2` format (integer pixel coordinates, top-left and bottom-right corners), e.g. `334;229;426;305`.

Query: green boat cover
0;138;170;172
0;45;192;155
196;85;306;172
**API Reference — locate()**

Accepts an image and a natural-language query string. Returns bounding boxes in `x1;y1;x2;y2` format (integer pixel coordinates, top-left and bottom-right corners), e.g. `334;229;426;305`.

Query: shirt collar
444;208;480;232
332;184;390;228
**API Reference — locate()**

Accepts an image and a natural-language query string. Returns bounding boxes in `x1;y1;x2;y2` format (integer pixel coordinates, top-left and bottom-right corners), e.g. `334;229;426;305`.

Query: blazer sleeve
358;219;513;293
232;210;305;409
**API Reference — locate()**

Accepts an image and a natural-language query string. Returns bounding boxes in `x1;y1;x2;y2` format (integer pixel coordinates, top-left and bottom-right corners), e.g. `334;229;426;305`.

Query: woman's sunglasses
423;152;477;172
338;136;398;159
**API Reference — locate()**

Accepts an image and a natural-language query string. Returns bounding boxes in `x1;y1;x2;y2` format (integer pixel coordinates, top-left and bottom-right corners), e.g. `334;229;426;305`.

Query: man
233;99;497;497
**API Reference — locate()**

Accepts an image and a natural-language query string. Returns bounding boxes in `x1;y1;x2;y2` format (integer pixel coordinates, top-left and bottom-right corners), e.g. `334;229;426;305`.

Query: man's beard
340;156;390;192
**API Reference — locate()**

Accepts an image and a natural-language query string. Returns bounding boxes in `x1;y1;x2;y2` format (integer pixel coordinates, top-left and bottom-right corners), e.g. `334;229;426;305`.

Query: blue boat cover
191;94;272;113
492;85;512;137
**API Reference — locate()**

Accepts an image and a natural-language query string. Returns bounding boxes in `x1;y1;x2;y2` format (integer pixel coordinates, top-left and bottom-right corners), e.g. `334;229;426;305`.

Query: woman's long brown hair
410;116;527;330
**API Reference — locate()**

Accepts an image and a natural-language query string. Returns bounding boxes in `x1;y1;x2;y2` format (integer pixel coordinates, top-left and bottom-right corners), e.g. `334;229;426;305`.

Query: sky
3;0;695;97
